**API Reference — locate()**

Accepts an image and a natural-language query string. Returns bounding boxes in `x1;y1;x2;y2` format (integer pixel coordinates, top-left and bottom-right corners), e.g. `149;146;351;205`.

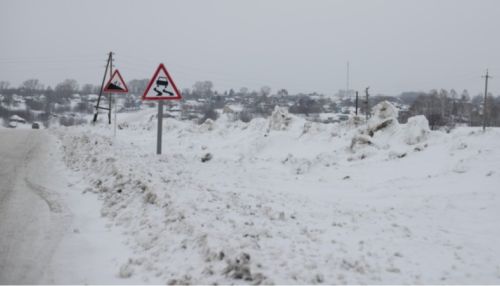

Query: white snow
9;114;26;123
45;103;500;284
0;130;140;284
404;115;431;145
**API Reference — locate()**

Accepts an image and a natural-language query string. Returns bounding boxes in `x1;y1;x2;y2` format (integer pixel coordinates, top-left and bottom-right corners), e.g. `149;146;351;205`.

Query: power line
482;69;492;132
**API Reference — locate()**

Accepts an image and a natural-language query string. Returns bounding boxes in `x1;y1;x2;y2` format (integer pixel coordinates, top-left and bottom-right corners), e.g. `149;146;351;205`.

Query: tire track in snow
0;130;72;284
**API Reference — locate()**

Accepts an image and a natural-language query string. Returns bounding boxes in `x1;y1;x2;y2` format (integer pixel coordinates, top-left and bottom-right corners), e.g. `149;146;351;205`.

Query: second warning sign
142;64;182;100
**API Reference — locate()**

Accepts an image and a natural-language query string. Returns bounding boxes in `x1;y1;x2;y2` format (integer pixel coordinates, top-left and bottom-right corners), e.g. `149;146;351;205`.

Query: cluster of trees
0;78;143;126
1;78;500;129
402;89;500;129
0;78;152;99
181;82;340;121
0;79;89;127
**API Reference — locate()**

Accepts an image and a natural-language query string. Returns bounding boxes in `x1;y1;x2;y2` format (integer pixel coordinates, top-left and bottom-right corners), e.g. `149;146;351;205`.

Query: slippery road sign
142;64;182;100
103;70;128;93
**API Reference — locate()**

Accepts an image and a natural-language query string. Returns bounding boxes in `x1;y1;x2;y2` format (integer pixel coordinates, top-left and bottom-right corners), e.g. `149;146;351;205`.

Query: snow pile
57;130;278;284
404;115;431;145
366;101;399;137
52;108;500;284
371;100;399;121
198;119;214;132
9;114;26;123
267;106;292;131
350;101;432;159
346;115;364;128
350;134;374;152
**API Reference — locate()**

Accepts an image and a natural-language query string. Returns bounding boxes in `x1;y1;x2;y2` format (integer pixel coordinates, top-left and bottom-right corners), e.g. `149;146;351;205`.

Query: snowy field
22;102;500;284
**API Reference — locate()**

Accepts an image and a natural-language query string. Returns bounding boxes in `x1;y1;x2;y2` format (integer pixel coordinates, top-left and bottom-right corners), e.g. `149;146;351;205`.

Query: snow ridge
54;103;500;284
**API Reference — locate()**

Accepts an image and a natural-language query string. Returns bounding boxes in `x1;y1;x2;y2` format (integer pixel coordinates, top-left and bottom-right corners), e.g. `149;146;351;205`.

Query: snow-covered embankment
55;102;500;284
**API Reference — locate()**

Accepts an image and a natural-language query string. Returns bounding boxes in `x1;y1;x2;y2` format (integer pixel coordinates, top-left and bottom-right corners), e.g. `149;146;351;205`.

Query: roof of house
9;114;26;122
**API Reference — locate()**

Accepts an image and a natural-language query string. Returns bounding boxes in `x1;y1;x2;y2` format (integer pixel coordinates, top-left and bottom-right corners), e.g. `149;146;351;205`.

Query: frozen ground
0;130;141;284
47;103;500;284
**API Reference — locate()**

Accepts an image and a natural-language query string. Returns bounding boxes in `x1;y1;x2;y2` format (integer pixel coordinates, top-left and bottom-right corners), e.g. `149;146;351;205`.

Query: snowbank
267;106;293;132
404;115;431;145
51;107;500;284
348;101;434;161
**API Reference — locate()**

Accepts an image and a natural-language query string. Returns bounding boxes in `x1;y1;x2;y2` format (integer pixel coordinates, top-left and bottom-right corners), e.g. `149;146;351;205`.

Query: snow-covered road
0;130;136;284
0;130;68;284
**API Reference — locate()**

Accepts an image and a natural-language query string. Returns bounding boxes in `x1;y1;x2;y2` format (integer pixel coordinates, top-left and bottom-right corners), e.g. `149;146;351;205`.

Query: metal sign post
142;63;183;155
113;94;117;137
157;101;163;154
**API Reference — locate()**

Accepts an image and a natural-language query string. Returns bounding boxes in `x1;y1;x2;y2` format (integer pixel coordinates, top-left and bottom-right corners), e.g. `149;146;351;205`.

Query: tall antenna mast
346;61;350;97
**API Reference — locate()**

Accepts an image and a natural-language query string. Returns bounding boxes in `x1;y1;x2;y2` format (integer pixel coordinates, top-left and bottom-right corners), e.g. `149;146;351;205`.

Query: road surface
0;129;69;283
0;129;141;284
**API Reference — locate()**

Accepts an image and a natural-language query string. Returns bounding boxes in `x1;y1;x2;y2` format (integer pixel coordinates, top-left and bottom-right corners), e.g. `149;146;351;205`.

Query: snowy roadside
0;129;140;284
37;132;148;284
53;103;500;284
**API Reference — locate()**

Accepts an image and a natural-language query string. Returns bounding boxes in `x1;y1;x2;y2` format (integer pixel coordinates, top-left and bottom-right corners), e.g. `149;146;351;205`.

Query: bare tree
80;83;96;95
239;109;253;123
260;86;271;97
21;79;44;96
55;79;79;99
277;89;288;97
199;104;218;124
239;87;249;95
193;81;214;98
127;79;149;95
0;81;10;91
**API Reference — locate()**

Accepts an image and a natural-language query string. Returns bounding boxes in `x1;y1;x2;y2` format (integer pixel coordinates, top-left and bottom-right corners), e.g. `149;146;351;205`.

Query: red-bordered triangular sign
142;64;182;100
103;70;128;93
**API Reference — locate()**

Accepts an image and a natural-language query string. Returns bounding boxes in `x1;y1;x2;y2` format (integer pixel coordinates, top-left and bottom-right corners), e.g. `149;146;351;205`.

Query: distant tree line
399;89;500;129
1;78;499;128
0;78;145;126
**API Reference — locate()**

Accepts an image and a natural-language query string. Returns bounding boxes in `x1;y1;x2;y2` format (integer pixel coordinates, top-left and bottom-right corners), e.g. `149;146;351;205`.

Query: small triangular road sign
104;70;128;93
142;64;182;100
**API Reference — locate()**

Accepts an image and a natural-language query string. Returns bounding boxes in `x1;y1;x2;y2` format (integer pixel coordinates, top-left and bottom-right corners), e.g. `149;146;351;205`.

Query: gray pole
482;69;491;132
157;101;164;154
365;87;370;121
355;91;359;115
108;54;113;125
113;94;117;137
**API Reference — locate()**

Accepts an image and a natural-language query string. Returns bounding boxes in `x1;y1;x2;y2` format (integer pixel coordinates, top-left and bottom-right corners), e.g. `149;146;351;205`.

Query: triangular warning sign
142;64;182;100
104;70;128;93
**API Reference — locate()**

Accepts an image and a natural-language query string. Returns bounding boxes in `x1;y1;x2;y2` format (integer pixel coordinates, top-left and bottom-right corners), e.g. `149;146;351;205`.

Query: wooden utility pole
482;69;492;132
108;55;113;124
365;87;370;121
355;91;359;115
93;51;113;123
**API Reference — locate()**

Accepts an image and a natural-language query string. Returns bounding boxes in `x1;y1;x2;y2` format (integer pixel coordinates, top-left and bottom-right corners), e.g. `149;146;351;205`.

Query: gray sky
1;0;499;96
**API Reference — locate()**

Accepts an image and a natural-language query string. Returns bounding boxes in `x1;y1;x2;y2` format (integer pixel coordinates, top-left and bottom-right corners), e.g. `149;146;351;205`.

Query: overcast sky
1;0;499;96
